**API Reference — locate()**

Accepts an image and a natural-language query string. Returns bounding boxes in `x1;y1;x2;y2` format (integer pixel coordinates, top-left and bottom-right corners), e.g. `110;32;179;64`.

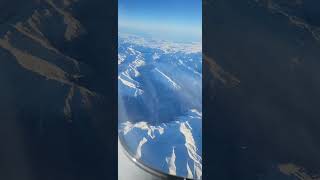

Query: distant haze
118;0;202;42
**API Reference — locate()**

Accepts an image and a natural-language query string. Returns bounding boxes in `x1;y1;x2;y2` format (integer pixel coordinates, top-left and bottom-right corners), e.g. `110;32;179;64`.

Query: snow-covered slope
118;34;202;179
119;110;202;179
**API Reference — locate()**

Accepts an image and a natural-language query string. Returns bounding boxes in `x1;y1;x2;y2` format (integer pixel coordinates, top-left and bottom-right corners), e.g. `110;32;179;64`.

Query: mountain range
0;1;117;179
118;34;202;179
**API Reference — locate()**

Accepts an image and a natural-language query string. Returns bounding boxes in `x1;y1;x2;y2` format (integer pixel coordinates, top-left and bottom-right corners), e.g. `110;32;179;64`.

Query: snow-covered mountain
118;34;202;179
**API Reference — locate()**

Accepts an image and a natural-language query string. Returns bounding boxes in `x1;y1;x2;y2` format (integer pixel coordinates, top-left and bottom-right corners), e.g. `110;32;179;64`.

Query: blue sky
119;0;202;42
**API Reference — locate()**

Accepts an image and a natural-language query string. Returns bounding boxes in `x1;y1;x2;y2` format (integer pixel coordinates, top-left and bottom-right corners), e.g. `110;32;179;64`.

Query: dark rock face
0;0;117;180
204;0;320;179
